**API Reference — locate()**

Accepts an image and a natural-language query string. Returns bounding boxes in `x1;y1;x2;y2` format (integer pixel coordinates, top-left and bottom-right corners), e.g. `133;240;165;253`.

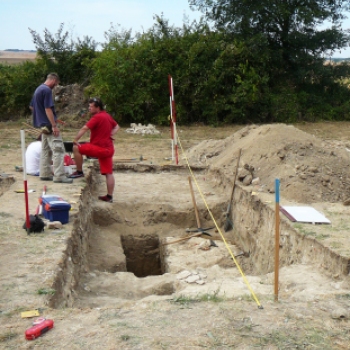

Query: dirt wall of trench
212;169;350;278
48;171;97;308
0;176;15;197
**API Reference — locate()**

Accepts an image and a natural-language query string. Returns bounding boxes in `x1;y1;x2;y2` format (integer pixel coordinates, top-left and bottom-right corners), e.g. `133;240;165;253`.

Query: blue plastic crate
40;195;71;224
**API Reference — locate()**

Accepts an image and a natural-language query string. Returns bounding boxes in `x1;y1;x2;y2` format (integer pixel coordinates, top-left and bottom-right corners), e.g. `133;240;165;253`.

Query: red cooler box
39;195;71;224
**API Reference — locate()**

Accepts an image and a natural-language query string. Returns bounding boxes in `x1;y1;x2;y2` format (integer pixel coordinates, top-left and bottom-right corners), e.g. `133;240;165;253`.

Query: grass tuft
37;288;56;295
0;332;18;342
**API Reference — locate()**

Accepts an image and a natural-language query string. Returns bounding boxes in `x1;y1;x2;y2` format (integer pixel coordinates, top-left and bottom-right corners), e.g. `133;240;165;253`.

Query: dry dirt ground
1;121;350;349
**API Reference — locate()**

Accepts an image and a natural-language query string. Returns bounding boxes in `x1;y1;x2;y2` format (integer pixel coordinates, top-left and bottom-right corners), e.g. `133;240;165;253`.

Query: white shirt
26;141;41;176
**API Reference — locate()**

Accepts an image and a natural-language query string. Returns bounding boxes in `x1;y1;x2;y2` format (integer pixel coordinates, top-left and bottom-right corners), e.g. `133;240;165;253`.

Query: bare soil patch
0;121;350;349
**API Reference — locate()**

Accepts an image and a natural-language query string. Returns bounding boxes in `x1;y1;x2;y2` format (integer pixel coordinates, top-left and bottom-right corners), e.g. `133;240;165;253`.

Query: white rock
331;308;349;319
185;274;200;283
125;123;160;135
195;279;206;285
47;221;63;229
176;270;192;280
252;177;260;185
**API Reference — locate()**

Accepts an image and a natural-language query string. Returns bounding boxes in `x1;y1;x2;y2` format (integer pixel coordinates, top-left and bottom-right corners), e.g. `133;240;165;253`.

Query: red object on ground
25;319;54;340
64;154;75;166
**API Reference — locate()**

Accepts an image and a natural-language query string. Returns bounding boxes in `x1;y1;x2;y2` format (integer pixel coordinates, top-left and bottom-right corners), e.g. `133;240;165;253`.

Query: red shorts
78;143;114;174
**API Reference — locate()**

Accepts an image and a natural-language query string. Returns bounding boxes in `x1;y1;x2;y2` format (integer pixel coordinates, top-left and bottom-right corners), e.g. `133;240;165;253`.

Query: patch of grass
303;231;317;237
256;324;342;349
294;226;331;240
315;233;330;240
172;290;225;305
142;134;163;140
37;288;56;295
293;224;317;237
98;310;120;320
0;332;18;342
331;241;342;249
3;283;16;291
0;306;27;318
0;212;12;218
118;332;142;346
171;295;199;305
336;293;350;300
235;293;258;303
198;290;225;303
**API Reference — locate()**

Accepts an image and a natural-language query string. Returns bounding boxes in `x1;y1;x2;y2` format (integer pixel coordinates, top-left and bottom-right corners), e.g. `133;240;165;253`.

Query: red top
86;111;118;149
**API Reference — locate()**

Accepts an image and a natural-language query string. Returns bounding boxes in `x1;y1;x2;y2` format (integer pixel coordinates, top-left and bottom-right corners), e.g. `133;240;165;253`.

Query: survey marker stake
168;75;179;165
20;130;30;234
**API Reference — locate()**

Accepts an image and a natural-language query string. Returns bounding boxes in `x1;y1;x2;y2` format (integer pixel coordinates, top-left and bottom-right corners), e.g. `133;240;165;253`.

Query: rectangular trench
47;166;350;308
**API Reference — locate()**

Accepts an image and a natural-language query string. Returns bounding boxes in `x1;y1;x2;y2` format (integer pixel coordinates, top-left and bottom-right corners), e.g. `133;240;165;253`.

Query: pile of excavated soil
53;84;88;128
183;124;350;204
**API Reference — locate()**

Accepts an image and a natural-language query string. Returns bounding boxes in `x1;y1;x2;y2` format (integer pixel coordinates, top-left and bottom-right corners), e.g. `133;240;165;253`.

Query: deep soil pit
60;167;237;308
121;234;162;277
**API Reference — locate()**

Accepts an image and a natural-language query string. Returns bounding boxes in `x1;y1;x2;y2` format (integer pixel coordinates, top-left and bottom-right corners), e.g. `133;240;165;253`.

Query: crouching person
70;97;119;202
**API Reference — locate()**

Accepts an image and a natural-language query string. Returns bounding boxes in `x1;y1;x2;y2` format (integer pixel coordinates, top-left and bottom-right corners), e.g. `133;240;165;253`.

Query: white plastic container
70;165;77;173
64;166;72;175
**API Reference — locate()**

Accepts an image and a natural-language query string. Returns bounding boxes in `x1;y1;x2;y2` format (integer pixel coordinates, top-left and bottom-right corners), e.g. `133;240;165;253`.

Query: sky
0;0;202;50
1;0;350;58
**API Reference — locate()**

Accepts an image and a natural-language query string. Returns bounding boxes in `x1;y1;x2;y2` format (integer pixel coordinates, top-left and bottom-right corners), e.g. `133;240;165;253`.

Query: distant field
0;50;36;64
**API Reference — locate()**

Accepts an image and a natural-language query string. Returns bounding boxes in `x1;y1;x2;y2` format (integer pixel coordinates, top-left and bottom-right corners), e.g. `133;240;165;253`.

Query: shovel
224;148;242;232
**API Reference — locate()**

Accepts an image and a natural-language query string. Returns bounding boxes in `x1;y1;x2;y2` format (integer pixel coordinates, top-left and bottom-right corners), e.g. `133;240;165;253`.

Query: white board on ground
280;206;331;224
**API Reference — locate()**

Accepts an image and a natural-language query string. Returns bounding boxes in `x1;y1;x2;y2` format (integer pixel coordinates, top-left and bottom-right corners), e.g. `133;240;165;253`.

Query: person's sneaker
69;171;84;179
53;177;73;184
40;176;53;181
98;195;113;203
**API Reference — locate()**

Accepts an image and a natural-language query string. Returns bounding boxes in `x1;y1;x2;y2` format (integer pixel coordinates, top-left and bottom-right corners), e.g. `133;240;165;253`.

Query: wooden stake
274;178;280;302
188;176;201;228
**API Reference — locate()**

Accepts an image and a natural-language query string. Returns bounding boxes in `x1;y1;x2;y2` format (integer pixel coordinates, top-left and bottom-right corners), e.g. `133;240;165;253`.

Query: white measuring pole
21;130;30;233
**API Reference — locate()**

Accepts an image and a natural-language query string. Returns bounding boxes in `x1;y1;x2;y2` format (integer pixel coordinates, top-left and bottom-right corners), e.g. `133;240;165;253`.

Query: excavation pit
47;164;350;310
48;124;350;309
121;234;162;277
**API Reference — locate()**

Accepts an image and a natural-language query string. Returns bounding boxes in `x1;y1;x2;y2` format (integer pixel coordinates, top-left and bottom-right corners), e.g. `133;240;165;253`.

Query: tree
189;0;350;63
0;62;45;118
29;23;97;84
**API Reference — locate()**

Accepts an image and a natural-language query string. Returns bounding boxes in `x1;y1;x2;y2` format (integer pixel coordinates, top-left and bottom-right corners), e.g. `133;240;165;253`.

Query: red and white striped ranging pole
168;74;179;165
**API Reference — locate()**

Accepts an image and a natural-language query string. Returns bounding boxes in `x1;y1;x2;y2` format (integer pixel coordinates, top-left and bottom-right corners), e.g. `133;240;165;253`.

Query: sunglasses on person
89;97;103;108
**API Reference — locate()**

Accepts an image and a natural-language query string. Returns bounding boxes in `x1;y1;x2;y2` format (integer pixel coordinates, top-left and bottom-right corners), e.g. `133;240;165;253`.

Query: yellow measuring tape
176;133;263;309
